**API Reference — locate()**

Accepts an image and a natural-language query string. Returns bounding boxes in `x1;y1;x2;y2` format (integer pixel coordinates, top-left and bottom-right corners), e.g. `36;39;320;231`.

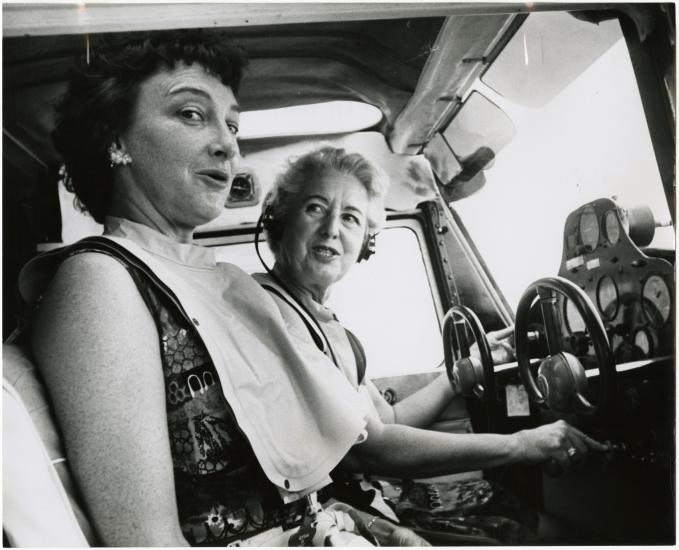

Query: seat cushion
3;343;97;546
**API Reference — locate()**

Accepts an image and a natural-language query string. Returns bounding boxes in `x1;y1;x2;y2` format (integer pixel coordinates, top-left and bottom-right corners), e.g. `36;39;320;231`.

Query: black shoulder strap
344;328;367;385
69;237;194;326
260;283;326;353
261;281;368;383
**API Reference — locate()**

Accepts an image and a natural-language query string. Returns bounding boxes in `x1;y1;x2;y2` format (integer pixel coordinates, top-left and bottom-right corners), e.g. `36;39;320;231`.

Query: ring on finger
566;446;577;458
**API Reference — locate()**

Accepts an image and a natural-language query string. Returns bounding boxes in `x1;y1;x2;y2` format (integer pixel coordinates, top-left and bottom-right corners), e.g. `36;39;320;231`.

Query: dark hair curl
53;29;247;223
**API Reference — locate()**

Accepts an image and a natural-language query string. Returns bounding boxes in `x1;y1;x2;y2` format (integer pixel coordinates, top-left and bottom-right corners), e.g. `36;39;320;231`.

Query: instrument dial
579;206;600;251
604;209;620;245
642;275;671;327
633;329;652;357
596;275;619;320
564;298;586;334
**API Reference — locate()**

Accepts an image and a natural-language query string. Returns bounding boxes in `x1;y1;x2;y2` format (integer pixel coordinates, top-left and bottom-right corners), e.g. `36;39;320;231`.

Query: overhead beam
389;13;519;154
4;3;618;38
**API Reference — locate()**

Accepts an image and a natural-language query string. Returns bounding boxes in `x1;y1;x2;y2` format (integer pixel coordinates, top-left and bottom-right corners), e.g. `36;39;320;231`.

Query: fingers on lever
583;433;610;452
493;325;514;340
568;436;587;456
570;426;609;452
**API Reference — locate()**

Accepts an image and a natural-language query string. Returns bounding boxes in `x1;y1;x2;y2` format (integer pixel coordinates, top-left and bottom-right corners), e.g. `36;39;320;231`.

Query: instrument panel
557;197;674;363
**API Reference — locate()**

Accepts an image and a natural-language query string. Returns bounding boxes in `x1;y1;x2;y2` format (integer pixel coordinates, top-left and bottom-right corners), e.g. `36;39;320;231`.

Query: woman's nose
209;123;239;161
320;212;340;237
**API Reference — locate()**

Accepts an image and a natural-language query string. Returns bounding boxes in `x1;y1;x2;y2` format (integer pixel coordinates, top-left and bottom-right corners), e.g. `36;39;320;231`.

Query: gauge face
564;298;586;333
633;329;652;357
604;210;620;245
596;275;619;320
642;275;671;326
579;207;600;251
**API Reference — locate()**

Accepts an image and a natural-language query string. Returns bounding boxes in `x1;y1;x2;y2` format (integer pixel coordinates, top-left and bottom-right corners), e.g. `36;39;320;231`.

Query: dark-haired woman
18;31;375;547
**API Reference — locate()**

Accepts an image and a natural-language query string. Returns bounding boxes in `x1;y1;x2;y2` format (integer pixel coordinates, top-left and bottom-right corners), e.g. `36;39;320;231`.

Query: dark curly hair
53;29;247;223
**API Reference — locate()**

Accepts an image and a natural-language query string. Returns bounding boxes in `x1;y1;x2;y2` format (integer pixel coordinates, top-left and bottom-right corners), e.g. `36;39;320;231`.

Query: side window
208;220;444;380
327;224;443;379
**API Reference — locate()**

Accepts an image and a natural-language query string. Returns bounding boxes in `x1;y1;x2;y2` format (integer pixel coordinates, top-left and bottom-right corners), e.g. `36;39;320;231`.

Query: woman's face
117;63;240;238
279;170;370;299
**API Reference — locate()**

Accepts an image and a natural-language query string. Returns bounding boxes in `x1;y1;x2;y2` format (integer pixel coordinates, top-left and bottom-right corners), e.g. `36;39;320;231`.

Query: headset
260;203;377;263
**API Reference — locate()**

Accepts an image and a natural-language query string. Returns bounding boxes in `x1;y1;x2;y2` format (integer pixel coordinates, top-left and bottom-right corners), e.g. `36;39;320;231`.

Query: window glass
455;15;673;310
211;225;443;379
240;101;382;139
327;226;443;378
481;11;622;108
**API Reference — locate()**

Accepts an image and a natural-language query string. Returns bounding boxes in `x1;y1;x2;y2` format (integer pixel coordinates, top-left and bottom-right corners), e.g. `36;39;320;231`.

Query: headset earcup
358;233;376;262
261;206;280;243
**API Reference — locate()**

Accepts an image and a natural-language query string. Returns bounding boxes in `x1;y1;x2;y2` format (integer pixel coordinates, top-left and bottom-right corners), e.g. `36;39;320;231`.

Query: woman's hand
514;420;610;471
357;514;431;547
327;501;431;546
470;326;515;365
385;524;432;546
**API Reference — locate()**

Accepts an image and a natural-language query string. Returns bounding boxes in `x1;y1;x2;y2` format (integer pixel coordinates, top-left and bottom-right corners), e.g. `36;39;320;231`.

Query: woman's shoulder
250;272;313;333
31;248;159;360
19;236;146;307
54;249;136;292
250;272;295;312
250;271;273;286
35;249;149;324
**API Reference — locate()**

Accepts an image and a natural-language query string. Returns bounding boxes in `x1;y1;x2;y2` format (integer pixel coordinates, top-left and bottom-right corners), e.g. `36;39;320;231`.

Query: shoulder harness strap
260;283;327;354
343;328;367;385
260;281;367;383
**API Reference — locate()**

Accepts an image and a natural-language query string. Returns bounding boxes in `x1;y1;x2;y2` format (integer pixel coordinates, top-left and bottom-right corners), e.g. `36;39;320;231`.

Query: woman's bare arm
367;327;516;428
346;412;608;479
31;253;188;546
364;373;455;427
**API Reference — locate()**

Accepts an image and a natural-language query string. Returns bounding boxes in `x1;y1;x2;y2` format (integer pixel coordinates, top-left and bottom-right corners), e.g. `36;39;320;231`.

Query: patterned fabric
369;478;537;545
70;249;306;546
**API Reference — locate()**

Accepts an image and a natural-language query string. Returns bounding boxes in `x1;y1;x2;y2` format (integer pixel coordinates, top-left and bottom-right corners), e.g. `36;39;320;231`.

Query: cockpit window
240;101;383;139
327;224;443;378
455;13;674;310
481;11;623;108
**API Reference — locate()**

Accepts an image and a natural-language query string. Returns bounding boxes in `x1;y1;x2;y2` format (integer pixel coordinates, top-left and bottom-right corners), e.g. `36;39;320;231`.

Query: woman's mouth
312;245;339;259
196;169;231;188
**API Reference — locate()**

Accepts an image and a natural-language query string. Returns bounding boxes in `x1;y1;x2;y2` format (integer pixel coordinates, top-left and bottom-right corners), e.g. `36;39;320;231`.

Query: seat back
3;344;97;547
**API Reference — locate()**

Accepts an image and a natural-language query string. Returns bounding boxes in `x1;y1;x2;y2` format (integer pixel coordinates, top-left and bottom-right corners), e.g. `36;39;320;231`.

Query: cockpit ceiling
3;18;443;168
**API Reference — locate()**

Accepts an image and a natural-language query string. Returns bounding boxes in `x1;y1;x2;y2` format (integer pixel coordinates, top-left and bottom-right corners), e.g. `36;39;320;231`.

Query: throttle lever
600;441;627;460
543;440;625;477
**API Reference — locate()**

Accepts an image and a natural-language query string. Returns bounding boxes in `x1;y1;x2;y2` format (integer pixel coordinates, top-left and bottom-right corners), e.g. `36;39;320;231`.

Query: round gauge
564;298;586;333
579;206;600;251
633;329;653;357
596;275;619;320
642;275;671;327
604;209;620;245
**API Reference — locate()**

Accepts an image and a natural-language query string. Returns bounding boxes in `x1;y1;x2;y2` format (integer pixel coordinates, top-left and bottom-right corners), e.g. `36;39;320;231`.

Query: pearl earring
108;143;133;167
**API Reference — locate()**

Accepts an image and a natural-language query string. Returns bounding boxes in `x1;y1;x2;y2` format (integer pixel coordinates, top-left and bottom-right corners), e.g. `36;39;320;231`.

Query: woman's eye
306;203;324;214
342;213;361;225
180;108;204;122
227;122;239;136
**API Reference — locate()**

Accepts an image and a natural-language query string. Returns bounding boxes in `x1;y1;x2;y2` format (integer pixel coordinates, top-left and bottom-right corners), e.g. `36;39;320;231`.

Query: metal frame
3;3;620;37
